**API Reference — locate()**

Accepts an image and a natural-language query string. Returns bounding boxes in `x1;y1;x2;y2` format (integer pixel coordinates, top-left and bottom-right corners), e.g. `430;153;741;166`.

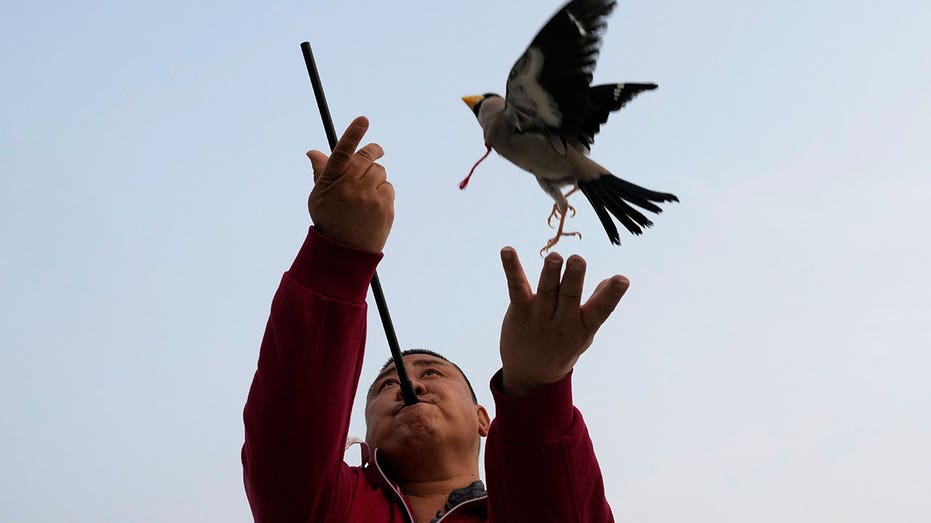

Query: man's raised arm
486;249;629;522
242;117;394;522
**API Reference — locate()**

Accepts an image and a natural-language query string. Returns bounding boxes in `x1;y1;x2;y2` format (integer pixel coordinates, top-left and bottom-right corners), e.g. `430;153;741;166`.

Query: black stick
300;41;418;406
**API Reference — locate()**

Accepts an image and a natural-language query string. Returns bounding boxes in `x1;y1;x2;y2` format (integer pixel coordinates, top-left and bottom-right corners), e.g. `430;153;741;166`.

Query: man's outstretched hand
498;248;630;396
307;116;395;253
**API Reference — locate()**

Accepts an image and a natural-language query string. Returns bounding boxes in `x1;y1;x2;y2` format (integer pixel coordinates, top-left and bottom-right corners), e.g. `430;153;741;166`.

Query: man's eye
422;369;440;377
379;379;399;391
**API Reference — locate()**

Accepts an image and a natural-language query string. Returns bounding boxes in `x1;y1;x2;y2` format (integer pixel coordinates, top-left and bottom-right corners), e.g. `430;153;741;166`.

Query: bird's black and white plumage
460;0;678;252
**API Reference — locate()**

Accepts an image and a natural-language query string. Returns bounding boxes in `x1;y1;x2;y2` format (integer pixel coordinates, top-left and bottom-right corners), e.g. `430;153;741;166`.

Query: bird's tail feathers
578;174;678;245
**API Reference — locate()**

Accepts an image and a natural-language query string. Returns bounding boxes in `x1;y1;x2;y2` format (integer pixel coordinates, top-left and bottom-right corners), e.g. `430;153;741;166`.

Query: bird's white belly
491;131;577;185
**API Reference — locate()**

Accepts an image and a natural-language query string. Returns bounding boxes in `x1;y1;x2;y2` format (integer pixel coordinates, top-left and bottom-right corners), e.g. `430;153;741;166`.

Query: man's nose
396;377;427;400
412;380;426;396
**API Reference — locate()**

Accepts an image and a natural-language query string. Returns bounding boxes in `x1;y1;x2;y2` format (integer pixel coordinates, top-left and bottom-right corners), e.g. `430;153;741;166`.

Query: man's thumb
306;150;328;183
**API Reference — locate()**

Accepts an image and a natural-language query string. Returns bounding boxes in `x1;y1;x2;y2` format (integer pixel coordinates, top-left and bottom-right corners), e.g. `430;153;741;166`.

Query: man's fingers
556;255;586;317
349;143;385;179
306;150;328;183
320;116;369;181
536;252;563;316
378;180;395;200
355;143;384;164
362;162;387;185
580;275;630;334
501;247;533;307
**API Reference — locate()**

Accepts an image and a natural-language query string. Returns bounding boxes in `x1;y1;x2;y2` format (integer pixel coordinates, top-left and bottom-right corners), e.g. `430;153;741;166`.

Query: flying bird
460;0;678;253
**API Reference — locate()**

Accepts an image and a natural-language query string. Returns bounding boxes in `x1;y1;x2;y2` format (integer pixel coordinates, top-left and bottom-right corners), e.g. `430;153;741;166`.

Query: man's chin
395;408;443;440
376;422;442;459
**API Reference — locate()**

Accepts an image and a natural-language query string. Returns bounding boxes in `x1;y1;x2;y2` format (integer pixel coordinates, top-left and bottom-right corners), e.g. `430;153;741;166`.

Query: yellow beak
461;95;483;110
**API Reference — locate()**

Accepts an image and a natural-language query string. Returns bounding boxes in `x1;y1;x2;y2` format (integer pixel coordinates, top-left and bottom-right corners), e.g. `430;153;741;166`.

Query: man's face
364;355;489;458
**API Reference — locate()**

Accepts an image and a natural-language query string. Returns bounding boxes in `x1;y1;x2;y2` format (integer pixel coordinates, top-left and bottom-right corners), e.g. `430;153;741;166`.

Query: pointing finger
501;247;532;307
580;275;630;335
320;116;369;182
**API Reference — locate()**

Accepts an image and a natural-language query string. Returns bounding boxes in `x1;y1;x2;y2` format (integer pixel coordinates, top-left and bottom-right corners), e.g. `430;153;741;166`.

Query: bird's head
461;93;504;126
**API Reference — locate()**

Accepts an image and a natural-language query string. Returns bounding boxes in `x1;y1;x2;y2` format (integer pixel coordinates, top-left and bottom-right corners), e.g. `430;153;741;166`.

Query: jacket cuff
489;369;575;444
286;226;383;303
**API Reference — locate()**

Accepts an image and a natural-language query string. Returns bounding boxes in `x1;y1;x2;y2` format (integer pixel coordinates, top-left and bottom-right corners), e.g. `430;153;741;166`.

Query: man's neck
399;473;482;523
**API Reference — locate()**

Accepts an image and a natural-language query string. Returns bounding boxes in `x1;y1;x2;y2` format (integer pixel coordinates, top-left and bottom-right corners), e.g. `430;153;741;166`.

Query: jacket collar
346;439;488;520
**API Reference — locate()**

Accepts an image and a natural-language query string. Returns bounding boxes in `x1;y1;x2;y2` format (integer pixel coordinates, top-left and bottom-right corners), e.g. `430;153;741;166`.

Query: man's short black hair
379;349;478;404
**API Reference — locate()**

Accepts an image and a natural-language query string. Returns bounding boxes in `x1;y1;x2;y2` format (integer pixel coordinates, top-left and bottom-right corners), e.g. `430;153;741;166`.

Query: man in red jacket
243;116;631;522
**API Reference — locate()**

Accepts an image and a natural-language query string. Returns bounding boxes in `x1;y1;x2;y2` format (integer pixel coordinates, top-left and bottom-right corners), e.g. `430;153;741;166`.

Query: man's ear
476;405;491;437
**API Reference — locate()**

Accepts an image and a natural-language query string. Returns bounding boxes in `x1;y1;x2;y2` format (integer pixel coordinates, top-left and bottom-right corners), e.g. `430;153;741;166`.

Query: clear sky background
2;0;930;521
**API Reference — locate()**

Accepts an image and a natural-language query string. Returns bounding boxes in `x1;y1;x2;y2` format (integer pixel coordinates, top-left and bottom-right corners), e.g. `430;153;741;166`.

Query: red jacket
243;227;614;522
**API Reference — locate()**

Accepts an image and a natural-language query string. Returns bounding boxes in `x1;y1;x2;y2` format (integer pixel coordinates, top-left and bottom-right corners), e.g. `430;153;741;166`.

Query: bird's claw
547;204;577;228
539;230;583;256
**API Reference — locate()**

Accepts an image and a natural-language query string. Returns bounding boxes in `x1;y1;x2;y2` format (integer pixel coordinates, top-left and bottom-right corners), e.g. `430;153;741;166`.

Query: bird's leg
459;143;492;190
547;204;576;227
540;205;583;256
546;185;580;227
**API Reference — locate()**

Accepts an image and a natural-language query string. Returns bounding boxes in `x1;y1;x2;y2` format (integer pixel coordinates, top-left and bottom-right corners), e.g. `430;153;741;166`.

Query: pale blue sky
2;1;930;521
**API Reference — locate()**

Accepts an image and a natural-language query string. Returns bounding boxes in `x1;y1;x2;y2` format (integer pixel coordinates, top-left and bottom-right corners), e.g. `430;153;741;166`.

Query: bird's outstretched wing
576;82;657;149
504;0;617;144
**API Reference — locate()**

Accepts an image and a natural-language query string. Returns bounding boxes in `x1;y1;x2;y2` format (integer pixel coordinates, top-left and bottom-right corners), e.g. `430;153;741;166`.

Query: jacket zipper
372;449;417;523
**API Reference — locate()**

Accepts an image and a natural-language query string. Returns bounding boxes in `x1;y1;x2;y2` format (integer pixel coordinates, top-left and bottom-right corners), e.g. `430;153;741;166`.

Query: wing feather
505;0;617;141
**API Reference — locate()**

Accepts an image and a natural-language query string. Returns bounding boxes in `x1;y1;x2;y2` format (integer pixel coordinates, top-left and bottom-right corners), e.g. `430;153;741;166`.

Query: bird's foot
539;230;583;256
547;204;577;228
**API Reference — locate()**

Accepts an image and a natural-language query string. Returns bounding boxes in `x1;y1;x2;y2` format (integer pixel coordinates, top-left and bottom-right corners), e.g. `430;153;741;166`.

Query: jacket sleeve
242;227;382;522
485;369;615;522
